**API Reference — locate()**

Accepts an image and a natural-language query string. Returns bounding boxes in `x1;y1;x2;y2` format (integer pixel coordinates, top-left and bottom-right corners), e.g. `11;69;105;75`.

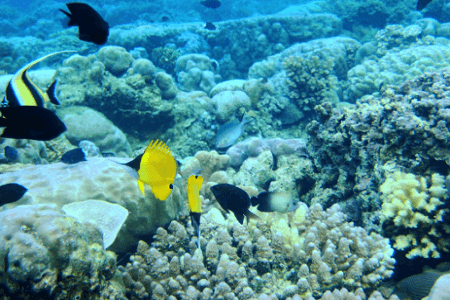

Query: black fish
210;183;258;225
205;22;216;30
4;146;19;161
0;106;66;141
59;2;109;45
201;0;221;9
61;148;87;164
0;183;27;205
417;0;433;10
161;16;169;22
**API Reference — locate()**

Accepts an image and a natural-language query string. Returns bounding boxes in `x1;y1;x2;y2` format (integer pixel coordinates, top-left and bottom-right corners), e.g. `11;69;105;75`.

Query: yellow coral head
138;140;177;200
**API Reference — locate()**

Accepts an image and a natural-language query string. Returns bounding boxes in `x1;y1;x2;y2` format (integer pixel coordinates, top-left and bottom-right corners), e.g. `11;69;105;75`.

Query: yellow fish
124;140;177;200
2;50;76;108
187;174;203;248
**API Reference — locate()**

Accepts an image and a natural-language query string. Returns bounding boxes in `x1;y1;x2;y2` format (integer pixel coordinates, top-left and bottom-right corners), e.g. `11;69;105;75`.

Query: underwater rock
0;158;185;253
211;90;251;123
57;105;132;157
155;71;178;100
62;200;129;249
0;204;119;299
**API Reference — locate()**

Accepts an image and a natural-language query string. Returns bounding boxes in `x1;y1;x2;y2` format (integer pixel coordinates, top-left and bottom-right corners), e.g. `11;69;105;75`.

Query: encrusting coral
118;203;395;299
379;171;450;259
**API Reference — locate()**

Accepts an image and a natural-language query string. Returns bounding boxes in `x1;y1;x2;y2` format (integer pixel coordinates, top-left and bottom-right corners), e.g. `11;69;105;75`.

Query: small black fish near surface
201;0;221;9
59;2;109;45
0;106;66;141
205;22;216;30
210;183;258;224
0;183;28;206
61;148;87;164
417;0;433;10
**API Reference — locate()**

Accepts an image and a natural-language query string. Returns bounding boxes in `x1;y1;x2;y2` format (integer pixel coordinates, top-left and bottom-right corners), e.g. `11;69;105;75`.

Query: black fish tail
47;80;60;105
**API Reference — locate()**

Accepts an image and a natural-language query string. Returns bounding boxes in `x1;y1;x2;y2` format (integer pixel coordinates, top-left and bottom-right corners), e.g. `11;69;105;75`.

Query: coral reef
305;68;450;229
175;53;220;94
97;46;135;77
55;51;175;141
151;47;180;76
0;158;185;254
226;137;309;168
0;204;120;299
283;54;339;119
118;203;395;299
379;171;450;259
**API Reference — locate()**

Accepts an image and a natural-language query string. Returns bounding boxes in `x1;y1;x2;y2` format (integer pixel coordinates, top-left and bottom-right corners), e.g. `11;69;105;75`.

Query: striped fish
2;50;76;108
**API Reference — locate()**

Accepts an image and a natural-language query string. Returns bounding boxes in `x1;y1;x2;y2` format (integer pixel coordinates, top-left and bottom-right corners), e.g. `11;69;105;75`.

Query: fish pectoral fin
138;180;145;195
46;80;60;105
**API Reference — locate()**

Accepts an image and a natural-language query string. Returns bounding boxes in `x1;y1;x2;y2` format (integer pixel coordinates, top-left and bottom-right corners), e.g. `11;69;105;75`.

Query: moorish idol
2;50;76;108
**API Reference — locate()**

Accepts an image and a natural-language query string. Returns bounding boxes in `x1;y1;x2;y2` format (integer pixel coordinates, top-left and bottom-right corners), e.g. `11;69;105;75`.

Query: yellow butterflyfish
187;174;203;249
124;140;177;200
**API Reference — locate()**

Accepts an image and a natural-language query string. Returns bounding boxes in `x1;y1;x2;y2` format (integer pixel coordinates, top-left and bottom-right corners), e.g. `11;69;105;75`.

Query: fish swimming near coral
2;50;76;108
0;106;66;141
205;22;216;30
200;0;221;9
61;148;87;164
124;140;177;200
187;174;203;249
210;183;259;225
0;183;28;206
417;0;433;10
59;2;109;45
215;113;251;149
251;191;300;213
4;146;19;162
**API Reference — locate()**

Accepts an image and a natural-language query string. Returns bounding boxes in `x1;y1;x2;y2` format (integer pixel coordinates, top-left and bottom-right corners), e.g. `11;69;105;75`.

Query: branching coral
118;203;394;299
283;55;338;121
380;171;450;259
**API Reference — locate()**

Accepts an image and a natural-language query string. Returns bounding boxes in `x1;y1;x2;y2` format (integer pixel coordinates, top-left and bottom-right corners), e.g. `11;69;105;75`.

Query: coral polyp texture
379;171;450;259
0;204;119;300
118;203;395;299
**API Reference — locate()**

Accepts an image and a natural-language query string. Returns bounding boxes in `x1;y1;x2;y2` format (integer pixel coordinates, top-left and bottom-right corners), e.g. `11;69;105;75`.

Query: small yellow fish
2;50;76;108
125;140;177;200
188;174;203;215
188;174;203;248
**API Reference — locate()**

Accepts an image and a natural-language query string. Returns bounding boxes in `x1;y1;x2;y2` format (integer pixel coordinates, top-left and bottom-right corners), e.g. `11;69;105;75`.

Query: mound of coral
0;204;120;300
118;203;395;299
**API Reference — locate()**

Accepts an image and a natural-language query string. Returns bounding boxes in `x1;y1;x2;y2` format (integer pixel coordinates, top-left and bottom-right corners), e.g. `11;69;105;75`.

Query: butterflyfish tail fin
138;180;145;195
47;80;60;105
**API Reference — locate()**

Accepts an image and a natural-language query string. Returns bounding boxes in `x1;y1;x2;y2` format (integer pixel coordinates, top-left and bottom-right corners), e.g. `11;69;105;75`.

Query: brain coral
118;203;395;299
379;171;450;259
0;204;118;299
